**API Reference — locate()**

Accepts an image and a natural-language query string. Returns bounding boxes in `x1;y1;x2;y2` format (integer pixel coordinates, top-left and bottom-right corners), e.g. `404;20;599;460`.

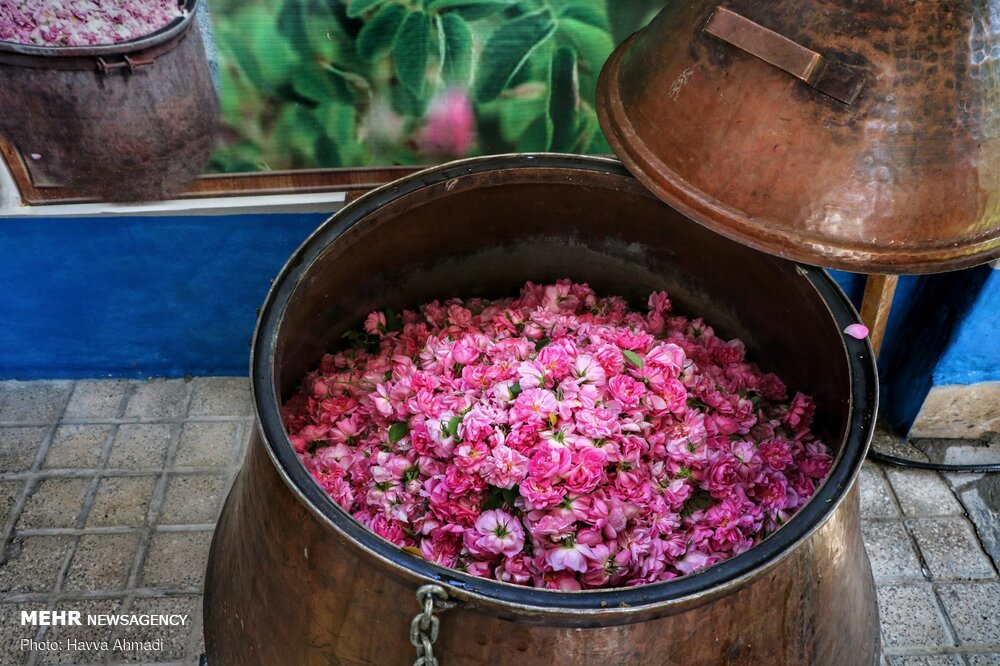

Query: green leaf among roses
482;484;520;511
442;414;463;438
388;422;410;443
622;349;644;368
681;489;715;517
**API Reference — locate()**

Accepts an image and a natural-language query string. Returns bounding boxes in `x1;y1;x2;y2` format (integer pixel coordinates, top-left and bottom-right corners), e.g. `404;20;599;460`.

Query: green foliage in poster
206;0;662;173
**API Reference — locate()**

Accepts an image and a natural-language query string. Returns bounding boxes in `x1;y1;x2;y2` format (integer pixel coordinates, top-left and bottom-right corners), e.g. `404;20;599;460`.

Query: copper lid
597;1;1000;273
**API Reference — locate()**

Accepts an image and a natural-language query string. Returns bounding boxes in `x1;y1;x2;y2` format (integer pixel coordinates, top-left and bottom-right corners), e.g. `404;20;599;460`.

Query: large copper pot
204;155;879;665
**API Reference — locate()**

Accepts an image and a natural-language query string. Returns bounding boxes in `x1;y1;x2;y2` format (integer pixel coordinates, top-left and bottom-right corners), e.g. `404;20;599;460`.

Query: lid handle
704;7;864;105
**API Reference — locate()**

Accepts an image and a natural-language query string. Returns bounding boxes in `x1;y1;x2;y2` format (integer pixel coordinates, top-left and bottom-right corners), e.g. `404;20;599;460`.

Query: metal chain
410;584;448;666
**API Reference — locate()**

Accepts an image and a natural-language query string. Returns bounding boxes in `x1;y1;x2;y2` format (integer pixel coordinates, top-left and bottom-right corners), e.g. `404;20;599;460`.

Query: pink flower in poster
420;89;476;157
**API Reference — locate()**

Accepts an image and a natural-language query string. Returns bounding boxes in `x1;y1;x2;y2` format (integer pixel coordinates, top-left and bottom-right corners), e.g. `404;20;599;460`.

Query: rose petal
843;323;869;340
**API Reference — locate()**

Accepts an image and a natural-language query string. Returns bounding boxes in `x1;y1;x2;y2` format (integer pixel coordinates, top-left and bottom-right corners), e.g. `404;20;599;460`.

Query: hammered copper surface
204;157;880;665
0;1;218;202
597;1;1000;273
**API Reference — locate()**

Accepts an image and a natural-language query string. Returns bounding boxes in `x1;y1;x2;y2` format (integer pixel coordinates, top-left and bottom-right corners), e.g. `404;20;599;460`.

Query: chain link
410;584;448;666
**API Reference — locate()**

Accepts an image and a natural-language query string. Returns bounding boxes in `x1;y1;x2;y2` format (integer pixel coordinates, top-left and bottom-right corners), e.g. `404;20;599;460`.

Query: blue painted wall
933;267;1000;386
0;213;328;379
875;266;993;433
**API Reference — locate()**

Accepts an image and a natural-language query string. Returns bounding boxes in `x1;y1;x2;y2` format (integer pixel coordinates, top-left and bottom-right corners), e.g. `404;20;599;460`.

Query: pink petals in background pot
0;0;184;47
282;280;835;590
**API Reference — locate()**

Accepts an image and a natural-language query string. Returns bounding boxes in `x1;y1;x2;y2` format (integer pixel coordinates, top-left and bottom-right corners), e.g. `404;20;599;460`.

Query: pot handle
95;55;156;75
410;585;450;666
704;7;864;105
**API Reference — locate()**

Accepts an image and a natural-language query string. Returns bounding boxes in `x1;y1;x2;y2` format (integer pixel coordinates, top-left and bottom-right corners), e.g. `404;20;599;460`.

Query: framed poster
4;0;663;202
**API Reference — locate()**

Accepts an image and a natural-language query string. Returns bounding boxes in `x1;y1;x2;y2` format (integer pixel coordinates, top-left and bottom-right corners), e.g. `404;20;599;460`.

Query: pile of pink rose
281;280;833;590
0;0;184;47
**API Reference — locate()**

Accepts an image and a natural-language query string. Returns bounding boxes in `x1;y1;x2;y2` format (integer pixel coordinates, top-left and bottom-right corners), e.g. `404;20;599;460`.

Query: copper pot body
205;156;880;665
0;1;218;202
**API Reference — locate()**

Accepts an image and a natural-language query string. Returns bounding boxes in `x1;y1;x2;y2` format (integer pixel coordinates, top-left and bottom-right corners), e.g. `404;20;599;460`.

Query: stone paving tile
63;380;129;420
915;437;1000;467
885;469;964;517
110;595;198;663
124;380;189;420
18;478;91;529
43;425;112;469
0;603;41;665
87;477;156;528
0;480;23;528
947;473;1000;574
936;583;1000;647
0;426;49;473
888;656;964;666
877;585;953;649
967;655;1000;665
64;533;141;592
0;381;72;423
861;463;901;518
158;475;227;525
909;518;996;580
174;422;240;468
0;535;73;593
107;424;172;470
38;598;122;664
140;531;212;590
862;520;924;581
187;378;252;417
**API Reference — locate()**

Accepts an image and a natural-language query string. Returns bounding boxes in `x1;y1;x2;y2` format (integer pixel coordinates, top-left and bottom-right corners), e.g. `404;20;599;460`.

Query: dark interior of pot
270;160;851;455
252;156;872;607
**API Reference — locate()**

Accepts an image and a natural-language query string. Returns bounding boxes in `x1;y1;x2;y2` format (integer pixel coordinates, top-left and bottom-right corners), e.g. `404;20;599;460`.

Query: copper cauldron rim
248;153;877;618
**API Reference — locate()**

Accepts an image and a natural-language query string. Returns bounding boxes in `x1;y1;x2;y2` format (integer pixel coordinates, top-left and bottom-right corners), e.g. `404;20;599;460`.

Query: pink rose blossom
528;444;573;480
574;406;619;439
564;446;608;494
607;375;646;409
519;476;567;511
512;388;558;423
545;541;595;573
480;445;529;489
472;510;525;557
